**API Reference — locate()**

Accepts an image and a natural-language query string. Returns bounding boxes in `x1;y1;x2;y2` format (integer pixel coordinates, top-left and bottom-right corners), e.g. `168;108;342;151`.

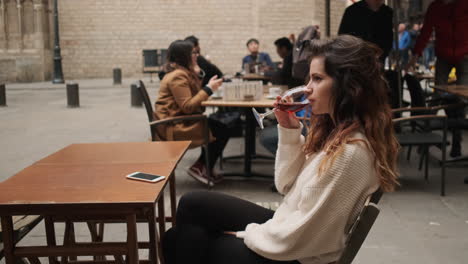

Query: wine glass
252;85;309;129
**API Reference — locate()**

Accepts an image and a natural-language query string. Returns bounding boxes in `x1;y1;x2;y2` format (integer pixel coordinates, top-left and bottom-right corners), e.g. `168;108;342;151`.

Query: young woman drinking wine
162;35;399;264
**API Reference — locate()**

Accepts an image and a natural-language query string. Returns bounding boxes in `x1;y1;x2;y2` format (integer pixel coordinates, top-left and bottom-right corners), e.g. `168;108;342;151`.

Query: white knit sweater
236;125;379;264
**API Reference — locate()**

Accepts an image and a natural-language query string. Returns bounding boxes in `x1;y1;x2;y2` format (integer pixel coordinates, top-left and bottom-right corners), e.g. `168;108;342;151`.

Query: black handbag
209;111;244;137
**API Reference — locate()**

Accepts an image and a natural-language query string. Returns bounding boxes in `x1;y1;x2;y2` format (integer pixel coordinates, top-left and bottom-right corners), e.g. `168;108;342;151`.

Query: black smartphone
126;172;165;183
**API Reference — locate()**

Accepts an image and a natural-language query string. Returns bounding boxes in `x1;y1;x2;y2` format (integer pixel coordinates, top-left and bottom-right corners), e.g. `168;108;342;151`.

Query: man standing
397;23;411;67
338;0;393;64
408;0;468;157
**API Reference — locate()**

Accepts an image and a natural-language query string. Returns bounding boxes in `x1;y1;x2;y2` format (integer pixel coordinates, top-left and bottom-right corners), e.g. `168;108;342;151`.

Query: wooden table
414;73;435;81
241;74;271;82
432;85;468;99
0;141;191;264
431;85;468;167
202;95;277;178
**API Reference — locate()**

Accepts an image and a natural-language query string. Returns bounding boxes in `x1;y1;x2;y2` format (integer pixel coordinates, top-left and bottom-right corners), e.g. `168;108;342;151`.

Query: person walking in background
408;0;468;157
408;23;422;68
397;23;411;67
339;0;400;109
242;38;274;73
338;0;393;65
154;40;227;186
162;35;399;264
423;31;436;71
408;23;420;54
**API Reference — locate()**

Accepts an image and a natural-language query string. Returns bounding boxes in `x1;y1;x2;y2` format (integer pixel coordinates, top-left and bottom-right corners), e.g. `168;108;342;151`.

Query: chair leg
219;151;223;170
424;146;429;181
418;149;425;171
441;135;447;197
406;146;413;161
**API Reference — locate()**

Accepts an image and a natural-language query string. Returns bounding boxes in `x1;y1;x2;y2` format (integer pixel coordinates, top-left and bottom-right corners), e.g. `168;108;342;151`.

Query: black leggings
198;118;230;169
162;191;299;264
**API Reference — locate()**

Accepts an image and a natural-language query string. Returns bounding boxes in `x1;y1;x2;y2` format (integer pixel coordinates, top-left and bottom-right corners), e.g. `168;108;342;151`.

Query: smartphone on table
126;172;165;183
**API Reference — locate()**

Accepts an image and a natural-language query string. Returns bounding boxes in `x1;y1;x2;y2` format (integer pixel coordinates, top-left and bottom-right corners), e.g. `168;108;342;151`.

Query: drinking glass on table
252;85;309;129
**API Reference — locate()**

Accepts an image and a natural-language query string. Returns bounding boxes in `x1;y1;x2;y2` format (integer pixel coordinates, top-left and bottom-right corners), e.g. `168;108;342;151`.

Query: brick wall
58;0;347;79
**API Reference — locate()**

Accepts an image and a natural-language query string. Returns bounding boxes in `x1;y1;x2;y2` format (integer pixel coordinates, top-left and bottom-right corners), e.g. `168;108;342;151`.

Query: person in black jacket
338;0;393;64
272;37;303;88
185;36;224;86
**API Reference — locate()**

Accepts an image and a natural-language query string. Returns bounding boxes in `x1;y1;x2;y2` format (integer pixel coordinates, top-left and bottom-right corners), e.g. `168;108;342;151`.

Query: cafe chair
333;190;381;264
137;80;214;188
0;215;43;263
405;74;468;162
392;108;448;196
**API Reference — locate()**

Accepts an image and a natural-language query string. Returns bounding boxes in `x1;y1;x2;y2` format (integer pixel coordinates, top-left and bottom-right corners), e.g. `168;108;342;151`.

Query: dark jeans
435;57;468;156
198;118;230;169
162;191;300;264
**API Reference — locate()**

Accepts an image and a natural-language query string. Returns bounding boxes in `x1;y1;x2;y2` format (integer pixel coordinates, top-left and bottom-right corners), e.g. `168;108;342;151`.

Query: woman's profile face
305;57;333;115
191;48;199;66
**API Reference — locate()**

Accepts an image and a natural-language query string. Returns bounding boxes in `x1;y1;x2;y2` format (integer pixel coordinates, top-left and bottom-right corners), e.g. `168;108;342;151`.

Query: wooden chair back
336;193;381;264
369;188;383;204
137;80;155;122
136;80;158;141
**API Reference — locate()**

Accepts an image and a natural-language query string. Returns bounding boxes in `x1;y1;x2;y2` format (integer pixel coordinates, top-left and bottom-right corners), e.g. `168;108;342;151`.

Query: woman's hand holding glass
273;96;301;129
252;85;308;129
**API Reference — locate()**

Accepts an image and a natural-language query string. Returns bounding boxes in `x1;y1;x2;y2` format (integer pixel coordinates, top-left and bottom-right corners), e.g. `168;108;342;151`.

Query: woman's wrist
278;123;303;145
202;85;213;96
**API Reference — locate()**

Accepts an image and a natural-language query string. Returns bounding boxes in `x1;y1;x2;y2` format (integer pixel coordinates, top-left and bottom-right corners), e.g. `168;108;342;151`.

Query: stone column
16;0;22;50
33;0;45;49
0;0;7;50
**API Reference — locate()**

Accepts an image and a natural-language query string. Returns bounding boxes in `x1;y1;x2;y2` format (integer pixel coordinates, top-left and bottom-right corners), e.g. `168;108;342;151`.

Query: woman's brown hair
304;35;399;192
164;40;194;72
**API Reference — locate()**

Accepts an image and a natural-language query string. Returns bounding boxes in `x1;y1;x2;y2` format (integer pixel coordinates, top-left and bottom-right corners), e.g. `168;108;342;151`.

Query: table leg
126;213;139;264
1;216;15;264
61;221;76;264
169;172;177;226
244;108;255;177
244;108;274;178
45;216;59;264
157;195;166;235
86;221;106;261
147;206;160;264
220;108;274;179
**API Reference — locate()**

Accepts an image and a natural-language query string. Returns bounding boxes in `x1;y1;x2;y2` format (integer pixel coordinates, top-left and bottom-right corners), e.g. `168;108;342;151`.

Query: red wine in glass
276;102;309;113
252;85;309;129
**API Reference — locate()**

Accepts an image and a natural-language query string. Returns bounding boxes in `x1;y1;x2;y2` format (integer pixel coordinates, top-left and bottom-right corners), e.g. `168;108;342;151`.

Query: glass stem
261;108;276;118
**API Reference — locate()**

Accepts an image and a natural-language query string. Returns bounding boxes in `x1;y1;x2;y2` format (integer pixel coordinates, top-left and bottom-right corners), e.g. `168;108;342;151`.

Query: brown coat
153;67;213;147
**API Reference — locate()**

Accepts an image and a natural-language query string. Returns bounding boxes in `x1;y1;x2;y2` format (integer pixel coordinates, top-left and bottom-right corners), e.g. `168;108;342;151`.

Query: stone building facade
0;0;52;82
1;0;350;82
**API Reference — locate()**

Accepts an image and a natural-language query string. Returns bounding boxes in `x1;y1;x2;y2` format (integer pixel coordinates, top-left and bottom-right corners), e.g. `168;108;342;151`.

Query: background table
0;141;190;264
432;85;468;99
431;85;468;166
241;74;271;83
202;94;278;178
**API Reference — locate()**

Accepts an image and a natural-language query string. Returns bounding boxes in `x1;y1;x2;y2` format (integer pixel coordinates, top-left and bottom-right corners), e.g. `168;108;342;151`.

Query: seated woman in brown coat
154;40;226;186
